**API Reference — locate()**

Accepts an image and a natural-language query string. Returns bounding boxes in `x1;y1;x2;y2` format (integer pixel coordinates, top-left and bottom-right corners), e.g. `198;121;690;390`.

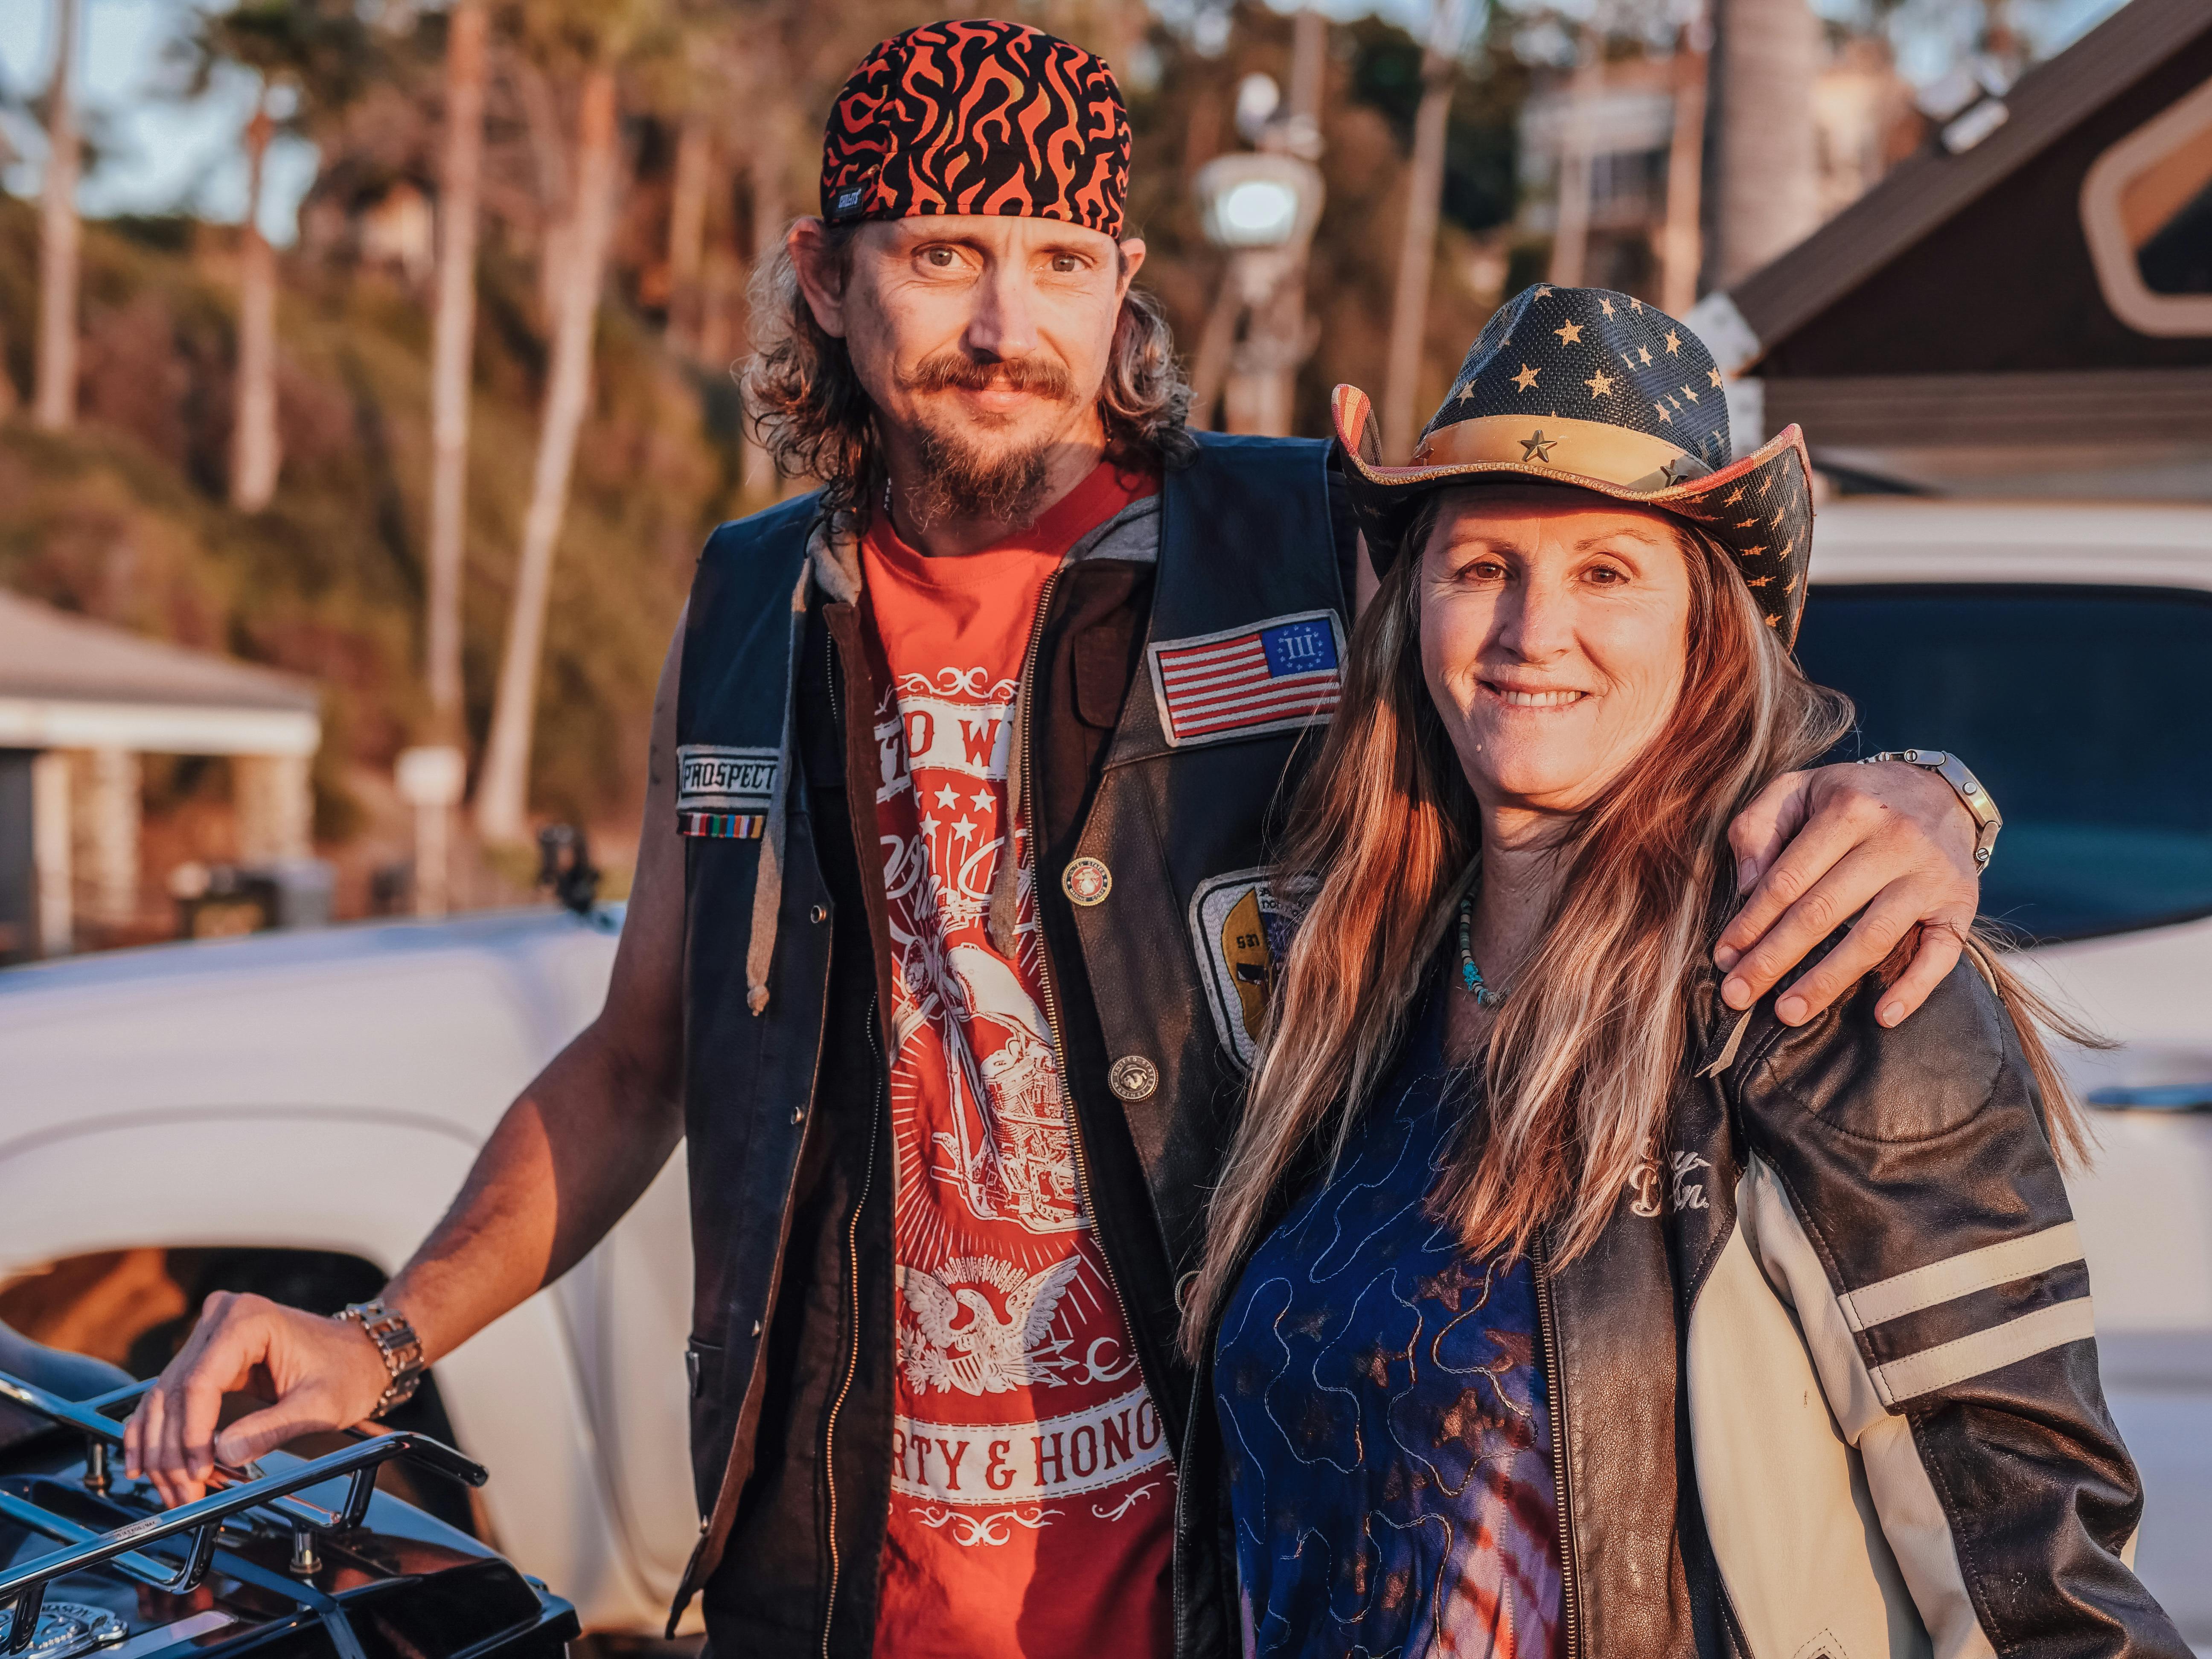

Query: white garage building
0;591;321;961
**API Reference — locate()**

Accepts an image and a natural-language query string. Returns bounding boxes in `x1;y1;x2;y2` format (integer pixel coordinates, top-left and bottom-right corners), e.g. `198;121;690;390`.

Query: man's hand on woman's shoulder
1714;760;1981;1030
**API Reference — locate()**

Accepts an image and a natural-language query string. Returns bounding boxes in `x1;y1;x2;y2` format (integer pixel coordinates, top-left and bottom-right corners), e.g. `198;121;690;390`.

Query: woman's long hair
740;223;1196;509
1179;499;2093;1356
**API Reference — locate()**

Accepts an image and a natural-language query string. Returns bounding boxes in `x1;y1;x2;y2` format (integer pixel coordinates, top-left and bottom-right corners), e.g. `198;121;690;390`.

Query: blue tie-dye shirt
1213;981;1562;1659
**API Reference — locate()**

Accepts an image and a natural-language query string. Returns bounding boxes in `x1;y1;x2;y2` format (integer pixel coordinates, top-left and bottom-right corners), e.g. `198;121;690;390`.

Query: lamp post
1188;9;1327;437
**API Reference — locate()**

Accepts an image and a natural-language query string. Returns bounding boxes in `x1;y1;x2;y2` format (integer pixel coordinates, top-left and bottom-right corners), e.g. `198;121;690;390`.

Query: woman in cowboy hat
1172;287;2182;1659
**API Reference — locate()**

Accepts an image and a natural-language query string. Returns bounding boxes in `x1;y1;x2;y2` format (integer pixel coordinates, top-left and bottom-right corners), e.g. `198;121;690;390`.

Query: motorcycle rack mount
0;1368;487;1652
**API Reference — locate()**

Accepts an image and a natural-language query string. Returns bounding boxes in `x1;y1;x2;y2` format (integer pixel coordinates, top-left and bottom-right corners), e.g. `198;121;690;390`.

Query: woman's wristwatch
335;1299;427;1417
1860;749;2002;870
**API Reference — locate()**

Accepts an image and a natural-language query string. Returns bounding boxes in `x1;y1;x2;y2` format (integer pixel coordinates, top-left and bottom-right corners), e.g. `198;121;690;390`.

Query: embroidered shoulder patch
1147;610;1344;749
1188;868;1301;1069
676;745;777;837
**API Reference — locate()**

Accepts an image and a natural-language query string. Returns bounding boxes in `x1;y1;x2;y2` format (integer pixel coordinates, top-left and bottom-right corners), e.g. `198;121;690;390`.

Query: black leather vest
671;435;1343;1647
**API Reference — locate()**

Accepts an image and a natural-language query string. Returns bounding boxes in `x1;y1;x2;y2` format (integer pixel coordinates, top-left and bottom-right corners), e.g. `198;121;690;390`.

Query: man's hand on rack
122;1291;394;1508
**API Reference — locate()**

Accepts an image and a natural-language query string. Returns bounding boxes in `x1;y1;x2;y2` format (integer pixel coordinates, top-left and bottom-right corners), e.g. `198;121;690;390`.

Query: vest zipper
1016;570;1138;1346
1533;1234;1581;1659
819;995;885;1659
819;625;884;1659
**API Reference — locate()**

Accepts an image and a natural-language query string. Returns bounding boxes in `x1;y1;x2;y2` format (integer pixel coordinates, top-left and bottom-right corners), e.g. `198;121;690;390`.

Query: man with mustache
124;22;1992;1658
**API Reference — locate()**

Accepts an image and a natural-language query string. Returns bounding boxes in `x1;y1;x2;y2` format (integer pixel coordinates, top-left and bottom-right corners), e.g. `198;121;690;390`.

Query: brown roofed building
1690;0;2212;498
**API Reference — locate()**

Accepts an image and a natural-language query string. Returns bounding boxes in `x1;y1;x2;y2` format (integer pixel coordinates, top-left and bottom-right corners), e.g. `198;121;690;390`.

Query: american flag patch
679;811;765;838
1147;610;1345;748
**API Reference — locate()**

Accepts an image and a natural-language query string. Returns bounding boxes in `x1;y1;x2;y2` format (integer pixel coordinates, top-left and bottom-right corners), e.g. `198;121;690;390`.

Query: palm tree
425;0;489;736
34;0;81;432
187;0;378;512
1381;0;1469;460
473;40;633;846
231;95;280;511
1706;0;1820;286
664;112;713;355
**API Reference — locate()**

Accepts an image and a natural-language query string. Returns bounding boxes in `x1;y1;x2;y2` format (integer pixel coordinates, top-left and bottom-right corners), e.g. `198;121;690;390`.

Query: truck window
1795;584;2212;943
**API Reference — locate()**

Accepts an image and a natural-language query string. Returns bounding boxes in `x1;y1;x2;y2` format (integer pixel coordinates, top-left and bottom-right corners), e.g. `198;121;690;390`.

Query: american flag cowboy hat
1333;285;1818;646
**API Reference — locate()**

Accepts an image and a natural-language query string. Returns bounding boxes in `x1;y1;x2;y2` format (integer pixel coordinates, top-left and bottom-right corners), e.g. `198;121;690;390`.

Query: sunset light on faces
1418;483;1694;827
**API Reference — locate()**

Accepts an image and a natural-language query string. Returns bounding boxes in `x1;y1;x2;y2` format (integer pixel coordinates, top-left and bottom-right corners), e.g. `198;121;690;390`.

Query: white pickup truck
0;497;2205;1643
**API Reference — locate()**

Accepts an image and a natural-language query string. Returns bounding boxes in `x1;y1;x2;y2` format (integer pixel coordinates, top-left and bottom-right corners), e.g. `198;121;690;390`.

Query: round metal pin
1108;1055;1159;1101
1062;858;1112;906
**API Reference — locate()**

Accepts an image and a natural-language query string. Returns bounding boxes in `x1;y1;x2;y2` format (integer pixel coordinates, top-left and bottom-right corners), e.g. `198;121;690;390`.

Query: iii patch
1188;868;1302;1069
676;744;778;838
1147;610;1344;749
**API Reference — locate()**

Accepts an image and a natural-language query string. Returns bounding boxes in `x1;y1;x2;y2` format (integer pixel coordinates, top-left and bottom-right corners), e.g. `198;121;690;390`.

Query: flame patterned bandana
820;21;1132;238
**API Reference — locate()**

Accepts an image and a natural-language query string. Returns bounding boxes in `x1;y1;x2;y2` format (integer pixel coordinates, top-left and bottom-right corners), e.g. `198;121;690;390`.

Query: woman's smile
1482;682;1589;710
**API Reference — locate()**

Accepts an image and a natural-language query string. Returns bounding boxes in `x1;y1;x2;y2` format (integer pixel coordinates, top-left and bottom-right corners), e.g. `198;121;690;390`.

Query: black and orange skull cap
820;20;1132;239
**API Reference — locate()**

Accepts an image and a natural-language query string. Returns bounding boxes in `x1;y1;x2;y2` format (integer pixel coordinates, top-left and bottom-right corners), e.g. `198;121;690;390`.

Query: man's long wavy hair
741;222;1196;506
1179;496;2093;1356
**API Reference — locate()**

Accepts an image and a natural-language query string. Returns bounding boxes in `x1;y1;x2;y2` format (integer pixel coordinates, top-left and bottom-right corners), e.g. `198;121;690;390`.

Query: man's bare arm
125;609;693;1504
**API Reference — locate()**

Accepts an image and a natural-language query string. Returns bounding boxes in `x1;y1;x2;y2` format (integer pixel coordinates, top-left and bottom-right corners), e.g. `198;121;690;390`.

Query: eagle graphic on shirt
897;1256;1086;1395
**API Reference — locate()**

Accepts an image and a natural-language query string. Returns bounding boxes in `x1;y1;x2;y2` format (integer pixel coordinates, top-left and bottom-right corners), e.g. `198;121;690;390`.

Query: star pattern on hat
1418;285;1742;472
1353;283;1815;644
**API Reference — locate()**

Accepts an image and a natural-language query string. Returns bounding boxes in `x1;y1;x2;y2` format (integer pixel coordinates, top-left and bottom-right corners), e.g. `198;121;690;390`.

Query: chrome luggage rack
0;1368;486;1653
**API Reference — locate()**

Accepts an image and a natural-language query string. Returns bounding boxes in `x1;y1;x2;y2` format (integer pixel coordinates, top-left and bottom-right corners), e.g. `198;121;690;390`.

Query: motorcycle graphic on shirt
876;668;1082;1238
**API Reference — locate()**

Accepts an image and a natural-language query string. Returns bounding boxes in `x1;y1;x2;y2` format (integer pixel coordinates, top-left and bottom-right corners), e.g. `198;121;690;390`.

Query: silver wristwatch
335;1299;427;1417
1862;749;2002;870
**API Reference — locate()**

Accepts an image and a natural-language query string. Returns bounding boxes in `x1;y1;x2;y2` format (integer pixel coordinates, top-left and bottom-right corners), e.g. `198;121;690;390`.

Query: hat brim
1330;383;1817;646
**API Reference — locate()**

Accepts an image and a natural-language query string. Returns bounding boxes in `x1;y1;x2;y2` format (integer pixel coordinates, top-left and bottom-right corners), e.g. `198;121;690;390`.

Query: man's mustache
899;351;1074;402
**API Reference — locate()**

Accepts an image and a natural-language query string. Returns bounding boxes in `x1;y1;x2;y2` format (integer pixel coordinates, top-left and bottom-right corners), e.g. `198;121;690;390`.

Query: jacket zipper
818;628;886;1659
819;997;885;1659
1532;1233;1581;1659
1015;570;1139;1348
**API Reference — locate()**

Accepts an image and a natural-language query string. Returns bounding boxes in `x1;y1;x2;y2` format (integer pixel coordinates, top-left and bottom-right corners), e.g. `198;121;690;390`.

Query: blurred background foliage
0;0;2107;891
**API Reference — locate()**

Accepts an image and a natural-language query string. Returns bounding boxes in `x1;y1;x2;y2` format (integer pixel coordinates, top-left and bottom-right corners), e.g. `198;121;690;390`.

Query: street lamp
1196;154;1323;251
1190;149;1327;436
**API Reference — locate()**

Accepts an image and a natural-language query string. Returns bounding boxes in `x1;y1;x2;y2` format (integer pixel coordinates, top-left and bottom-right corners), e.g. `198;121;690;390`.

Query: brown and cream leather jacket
1180;946;2186;1659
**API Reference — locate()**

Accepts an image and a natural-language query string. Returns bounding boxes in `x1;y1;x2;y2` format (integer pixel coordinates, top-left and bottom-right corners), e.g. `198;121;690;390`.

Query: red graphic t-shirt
862;460;1170;1659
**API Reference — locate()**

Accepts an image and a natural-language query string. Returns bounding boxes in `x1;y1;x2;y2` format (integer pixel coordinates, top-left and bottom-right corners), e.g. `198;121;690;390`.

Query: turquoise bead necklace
1457;889;1507;1009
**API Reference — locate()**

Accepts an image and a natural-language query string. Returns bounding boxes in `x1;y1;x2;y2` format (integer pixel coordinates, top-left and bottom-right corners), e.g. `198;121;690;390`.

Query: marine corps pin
1063;857;1112;906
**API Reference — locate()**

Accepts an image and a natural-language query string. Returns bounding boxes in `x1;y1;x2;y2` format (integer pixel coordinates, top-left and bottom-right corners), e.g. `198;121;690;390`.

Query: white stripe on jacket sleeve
1869;1299;2098;1406
1839;1222;2085;1333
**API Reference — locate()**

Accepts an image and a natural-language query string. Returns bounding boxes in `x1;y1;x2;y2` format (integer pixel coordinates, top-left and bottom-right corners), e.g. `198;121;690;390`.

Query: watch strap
335;1299;426;1417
